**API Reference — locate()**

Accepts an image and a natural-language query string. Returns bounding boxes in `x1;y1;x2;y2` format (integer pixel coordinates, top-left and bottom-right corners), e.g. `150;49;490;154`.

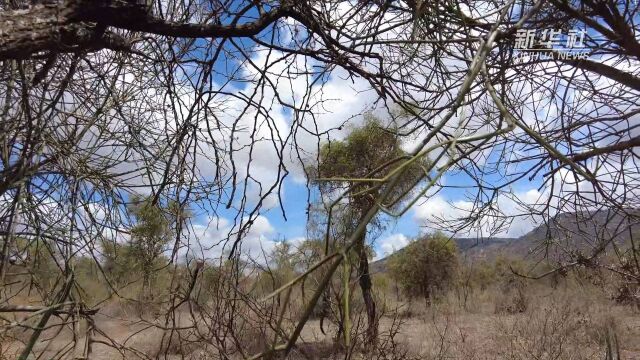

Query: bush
388;232;458;305
494;276;528;314
492;256;529;314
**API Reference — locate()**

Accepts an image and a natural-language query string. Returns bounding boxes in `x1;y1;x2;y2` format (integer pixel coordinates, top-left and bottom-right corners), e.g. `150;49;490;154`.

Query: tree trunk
141;262;154;304
0;0;294;60
356;232;377;346
0;1;138;59
424;286;432;308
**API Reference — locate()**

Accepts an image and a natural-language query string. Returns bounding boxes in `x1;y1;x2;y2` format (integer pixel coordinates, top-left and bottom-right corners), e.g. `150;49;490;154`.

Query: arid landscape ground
3;213;640;360
3;279;639;359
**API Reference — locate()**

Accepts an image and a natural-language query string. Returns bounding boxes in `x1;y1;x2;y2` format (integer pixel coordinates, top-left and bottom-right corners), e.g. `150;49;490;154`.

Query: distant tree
120;195;187;301
268;241;297;290
100;239;140;288
16;238;59;294
310;115;428;344
389;232;459;306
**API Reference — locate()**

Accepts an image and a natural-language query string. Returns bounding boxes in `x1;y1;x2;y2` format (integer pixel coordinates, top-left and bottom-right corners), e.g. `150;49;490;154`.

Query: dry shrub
98;297;166;322
612;281;639;307
124;327;169;356
100;299;141;319
3;324;32;345
292;341;339;359
153;330;202;358
319;306;422;360
120;324;202;358
0;333;20;360
494;300;584;359
610;254;640;307
584;313;618;346
494;278;528;314
236;321;272;357
581;305;637;355
393;301;421;319
491;291;634;360
368;312;419;360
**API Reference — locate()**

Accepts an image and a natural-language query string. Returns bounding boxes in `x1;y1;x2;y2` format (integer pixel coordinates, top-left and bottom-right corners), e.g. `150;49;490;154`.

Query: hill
371;208;640;273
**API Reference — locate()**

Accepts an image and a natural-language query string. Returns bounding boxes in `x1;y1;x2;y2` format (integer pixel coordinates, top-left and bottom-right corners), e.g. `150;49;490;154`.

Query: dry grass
368;281;640;360
93;285;637;359
3;274;639;359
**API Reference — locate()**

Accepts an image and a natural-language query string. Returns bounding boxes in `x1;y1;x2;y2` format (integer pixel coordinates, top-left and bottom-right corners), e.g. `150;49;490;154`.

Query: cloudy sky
179;44;551;263
166;7;632;264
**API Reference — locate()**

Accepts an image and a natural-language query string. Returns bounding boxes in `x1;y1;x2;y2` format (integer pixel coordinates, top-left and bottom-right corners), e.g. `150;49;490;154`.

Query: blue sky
178;4;611;262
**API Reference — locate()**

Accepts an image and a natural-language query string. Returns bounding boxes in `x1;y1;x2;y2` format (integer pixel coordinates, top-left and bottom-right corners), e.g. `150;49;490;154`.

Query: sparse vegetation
389;233;459;305
2;227;640;359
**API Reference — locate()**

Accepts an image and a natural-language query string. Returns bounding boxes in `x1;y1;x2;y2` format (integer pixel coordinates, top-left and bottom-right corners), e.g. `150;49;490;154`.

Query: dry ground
2;285;639;359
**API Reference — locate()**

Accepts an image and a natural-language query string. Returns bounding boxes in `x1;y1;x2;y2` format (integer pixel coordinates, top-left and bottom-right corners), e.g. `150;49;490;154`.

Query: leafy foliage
101;240;144;285
315;115;427;212
127;195;175;271
389;232;459;303
101;195;186;300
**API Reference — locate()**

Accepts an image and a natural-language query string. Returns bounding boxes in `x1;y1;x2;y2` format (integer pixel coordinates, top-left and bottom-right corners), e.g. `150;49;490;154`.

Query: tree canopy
389;232;459;304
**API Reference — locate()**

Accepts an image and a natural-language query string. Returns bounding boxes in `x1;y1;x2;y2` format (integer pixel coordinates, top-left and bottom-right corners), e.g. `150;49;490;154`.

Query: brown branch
0;0;297;59
71;0;294;38
558;57;640;92
570;135;640;162
0;304;98;316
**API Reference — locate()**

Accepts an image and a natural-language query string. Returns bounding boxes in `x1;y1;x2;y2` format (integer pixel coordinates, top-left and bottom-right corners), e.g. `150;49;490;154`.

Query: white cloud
375;233;410;260
185;214;279;263
413;188;548;238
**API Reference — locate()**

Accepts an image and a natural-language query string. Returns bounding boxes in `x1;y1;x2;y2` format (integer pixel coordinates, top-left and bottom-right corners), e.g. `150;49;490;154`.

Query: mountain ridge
371;208;640;273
